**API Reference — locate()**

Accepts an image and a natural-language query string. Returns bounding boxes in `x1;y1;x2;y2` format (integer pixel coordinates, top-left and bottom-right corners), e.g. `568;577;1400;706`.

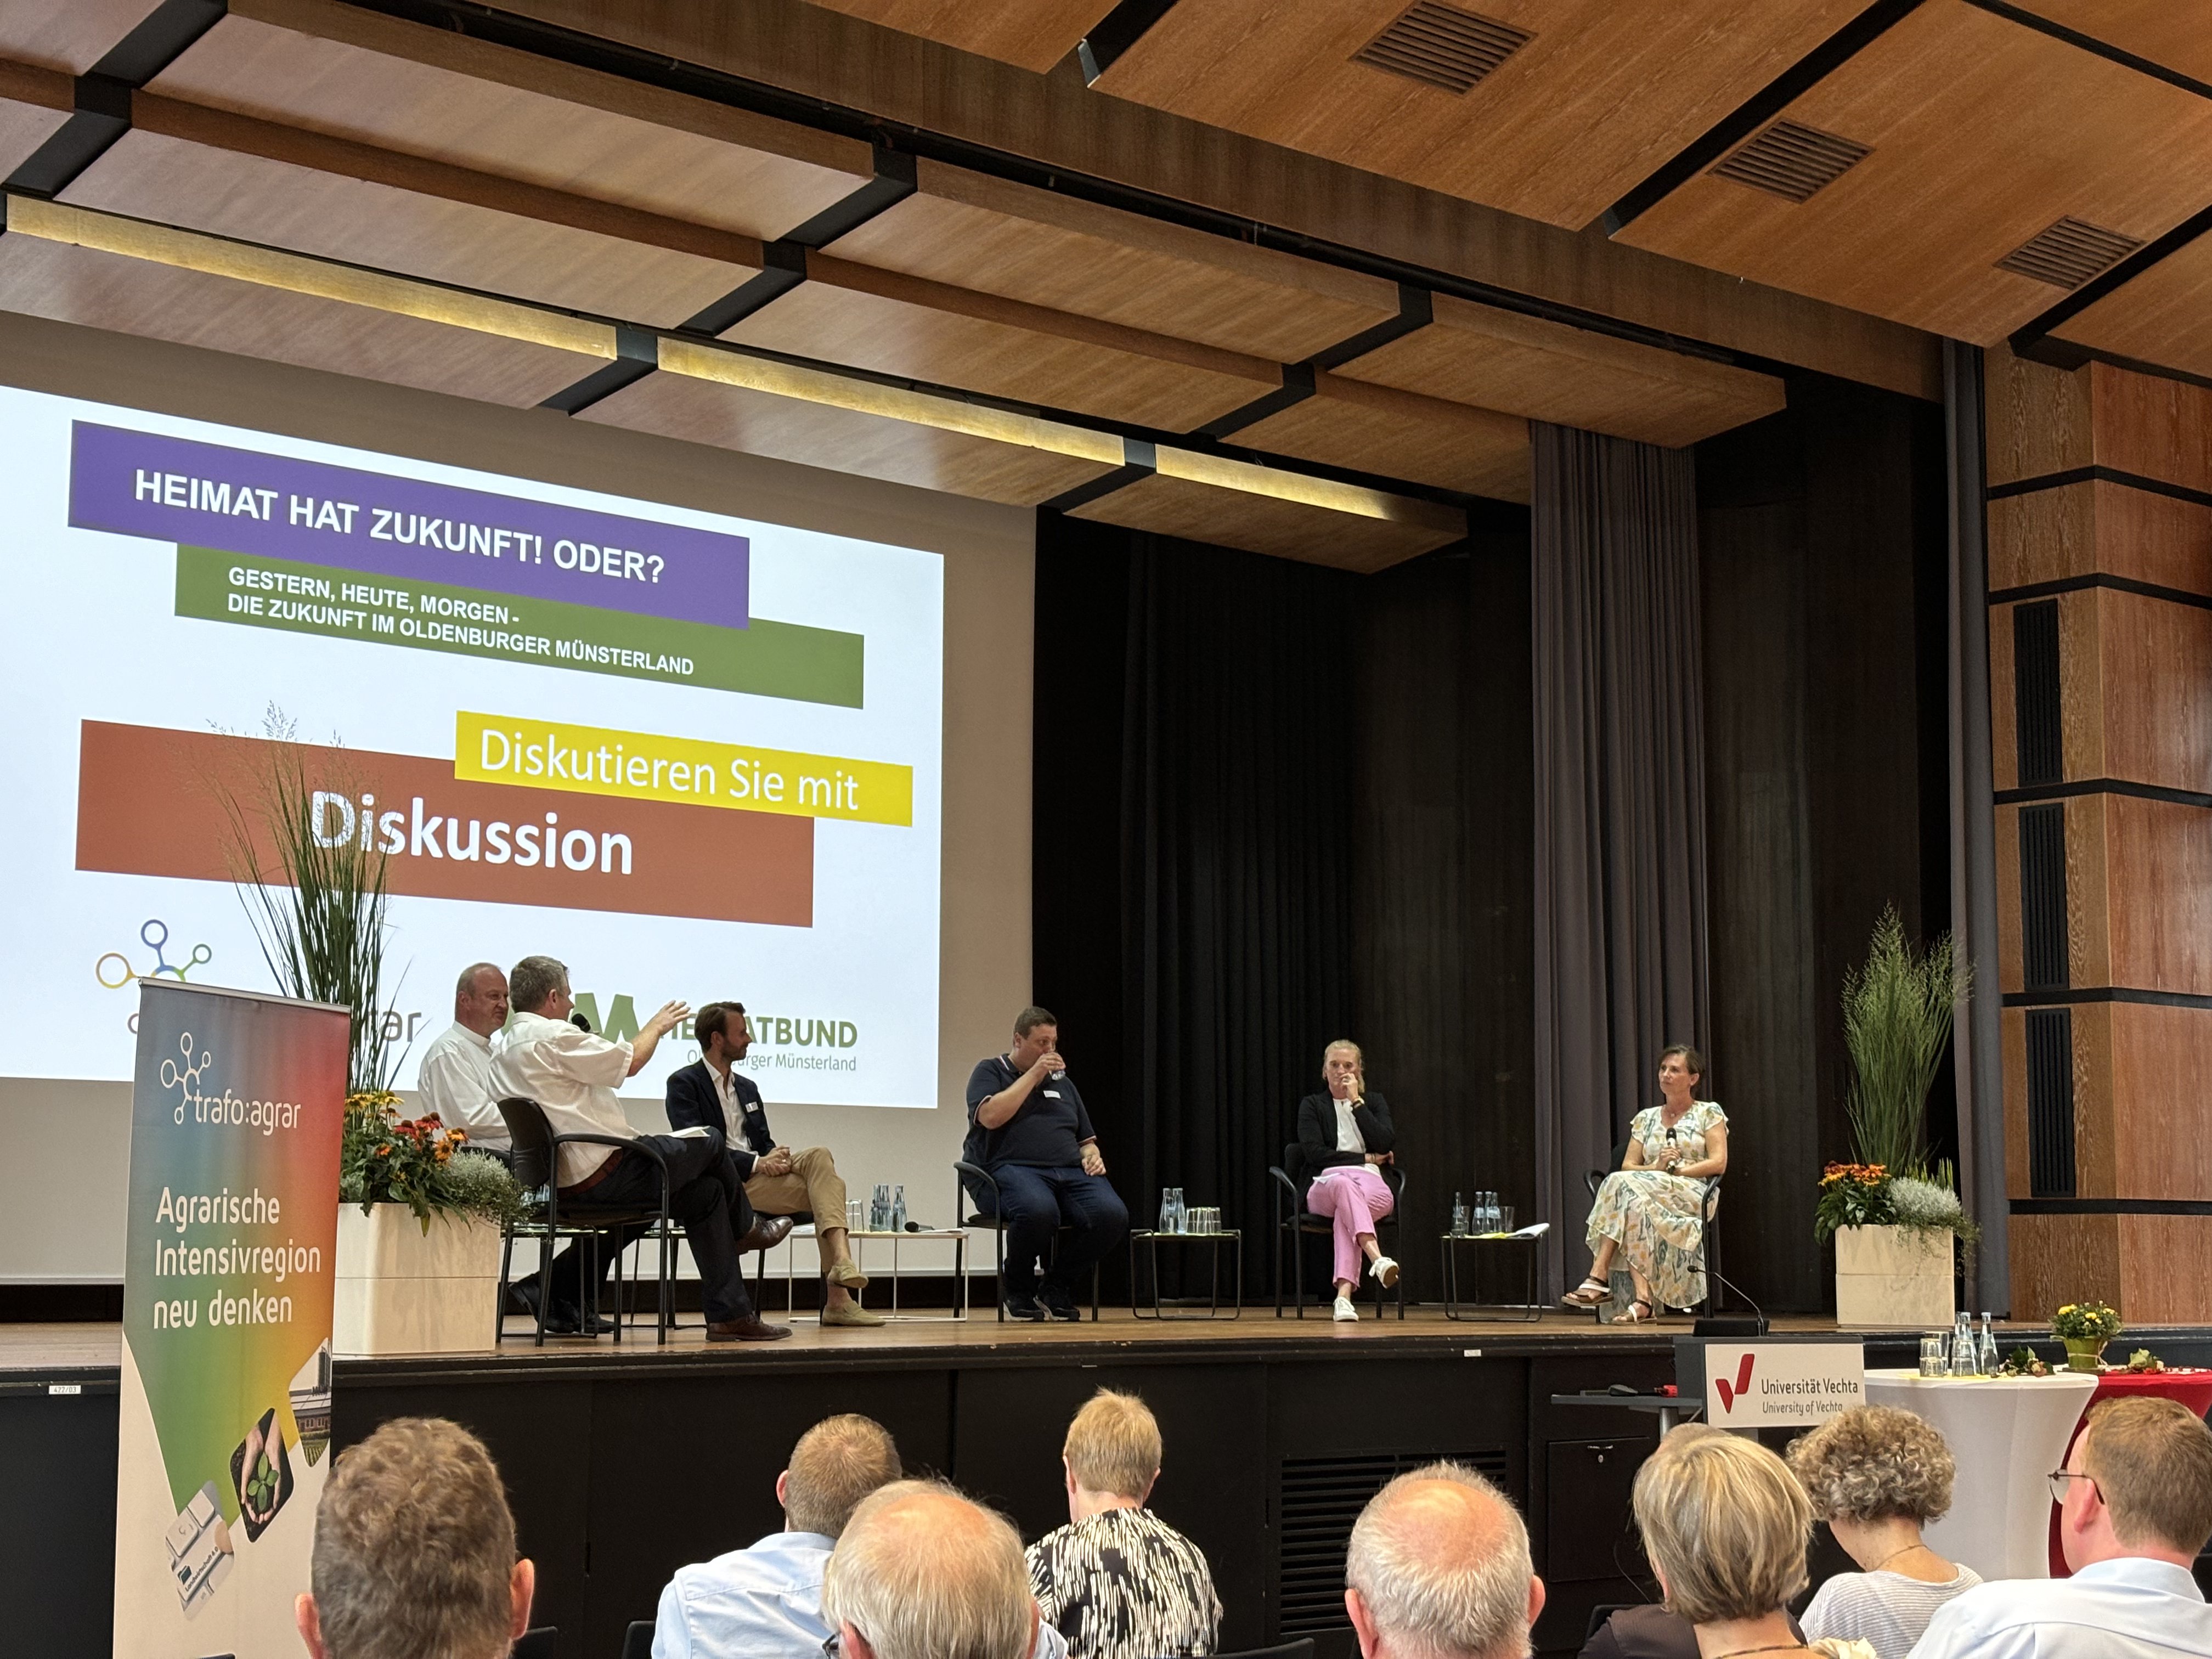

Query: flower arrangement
2051;1301;2122;1341
340;1091;527;1231
1998;1346;2053;1377
1815;1161;1982;1249
2124;1348;2168;1374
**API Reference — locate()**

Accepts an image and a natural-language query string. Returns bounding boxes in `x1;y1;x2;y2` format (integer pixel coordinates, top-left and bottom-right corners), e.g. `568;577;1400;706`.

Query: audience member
294;1417;532;1659
493;954;788;1342
825;1480;1069;1659
416;962;514;1156
652;1414;904;1659
1028;1390;1220;1659
1345;1461;1544;1659
1786;1406;1978;1659
1911;1397;2212;1659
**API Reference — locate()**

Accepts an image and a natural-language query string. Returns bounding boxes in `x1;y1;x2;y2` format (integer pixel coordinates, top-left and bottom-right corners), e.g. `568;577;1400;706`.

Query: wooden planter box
334;1205;503;1356
1835;1223;1954;1328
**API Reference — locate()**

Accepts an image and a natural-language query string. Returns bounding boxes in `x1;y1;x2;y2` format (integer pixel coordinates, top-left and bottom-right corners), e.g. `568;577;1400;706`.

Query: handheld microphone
571;1011;592;1033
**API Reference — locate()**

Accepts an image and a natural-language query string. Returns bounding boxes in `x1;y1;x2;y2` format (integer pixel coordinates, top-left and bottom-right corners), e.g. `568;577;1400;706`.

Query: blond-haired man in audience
295;1417;533;1659
1346;1462;1545;1659
1028;1390;1220;1659
1910;1396;2212;1659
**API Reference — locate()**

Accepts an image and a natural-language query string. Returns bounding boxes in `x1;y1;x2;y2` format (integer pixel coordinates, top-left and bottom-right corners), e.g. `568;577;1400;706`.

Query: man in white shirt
492;954;790;1343
1910;1396;2212;1659
415;962;512;1155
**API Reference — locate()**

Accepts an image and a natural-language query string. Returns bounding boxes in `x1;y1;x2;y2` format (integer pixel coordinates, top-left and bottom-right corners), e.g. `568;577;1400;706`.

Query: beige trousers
743;1145;849;1250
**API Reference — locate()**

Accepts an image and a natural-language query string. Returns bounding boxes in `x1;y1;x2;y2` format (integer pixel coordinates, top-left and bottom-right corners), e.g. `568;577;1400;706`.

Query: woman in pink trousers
1296;1040;1397;1321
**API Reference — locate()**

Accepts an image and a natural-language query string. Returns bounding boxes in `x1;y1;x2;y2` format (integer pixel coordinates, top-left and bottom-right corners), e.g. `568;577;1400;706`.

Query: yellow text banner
454;710;912;826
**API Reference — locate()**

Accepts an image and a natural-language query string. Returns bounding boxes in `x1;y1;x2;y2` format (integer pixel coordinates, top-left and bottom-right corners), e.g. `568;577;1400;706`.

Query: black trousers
545;1132;757;1323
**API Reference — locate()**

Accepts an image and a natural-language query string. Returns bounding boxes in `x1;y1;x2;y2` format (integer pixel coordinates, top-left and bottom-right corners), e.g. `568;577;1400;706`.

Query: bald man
823;1480;1070;1659
416;962;513;1154
1346;1463;1546;1659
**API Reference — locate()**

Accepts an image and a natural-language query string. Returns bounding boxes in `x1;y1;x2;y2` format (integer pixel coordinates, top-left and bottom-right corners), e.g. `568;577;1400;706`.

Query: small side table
1441;1231;1544;1322
1129;1229;1243;1319
760;1226;970;1322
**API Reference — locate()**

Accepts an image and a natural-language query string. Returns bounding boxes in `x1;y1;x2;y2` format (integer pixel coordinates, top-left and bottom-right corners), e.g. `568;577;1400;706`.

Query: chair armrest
551;1130;663;1164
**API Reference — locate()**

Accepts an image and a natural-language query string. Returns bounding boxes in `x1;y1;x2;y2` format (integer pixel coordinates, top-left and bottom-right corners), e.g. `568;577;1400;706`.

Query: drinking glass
1920;1335;1945;1378
1158;1188;1176;1233
1498;1206;1515;1233
846;1198;865;1233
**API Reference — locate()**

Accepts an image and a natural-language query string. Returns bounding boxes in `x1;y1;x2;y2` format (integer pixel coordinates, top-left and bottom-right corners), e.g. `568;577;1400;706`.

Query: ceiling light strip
657;337;1126;465
2;194;620;360
1155;445;1464;529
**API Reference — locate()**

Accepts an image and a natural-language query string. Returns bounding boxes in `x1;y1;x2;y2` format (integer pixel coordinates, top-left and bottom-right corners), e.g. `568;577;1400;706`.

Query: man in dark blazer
668;1002;882;1326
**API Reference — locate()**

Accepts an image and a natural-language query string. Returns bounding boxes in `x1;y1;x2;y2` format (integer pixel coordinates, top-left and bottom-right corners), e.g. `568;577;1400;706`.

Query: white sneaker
1370;1256;1400;1289
1333;1296;1359;1322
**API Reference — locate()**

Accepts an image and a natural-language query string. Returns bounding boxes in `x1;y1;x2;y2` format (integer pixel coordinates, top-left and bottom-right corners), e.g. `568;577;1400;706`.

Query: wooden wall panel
1339;293;1784;448
1234;373;1530;501
1618;0;2212;344
724;270;1277;432
2084;362;2212;495
577;370;1119;506
2098;795;2212;994
2008;1212;2121;1324
1989;598;2018;793
2106;1003;2212;1200
2117;1217;2212;1324
1987;482;2212;596
2063;794;2112;991
63;131;757;329
825;160;1400;363
0;234;602;405
1985;345;2093;488
2067;1000;2115;1200
2094;590;2212;793
1994;801;2024;995
2058;591;2103;784
799;0;1114;75
0;2;162;74
1999;1007;2029;1198
157;7;872;239
1068;473;1461;572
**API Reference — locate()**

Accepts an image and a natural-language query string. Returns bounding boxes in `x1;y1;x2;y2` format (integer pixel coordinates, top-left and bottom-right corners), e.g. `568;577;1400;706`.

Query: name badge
1042;1090;1062;1099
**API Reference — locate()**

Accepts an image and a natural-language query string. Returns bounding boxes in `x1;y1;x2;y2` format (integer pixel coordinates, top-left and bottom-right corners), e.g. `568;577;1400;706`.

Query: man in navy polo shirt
963;1007;1127;1322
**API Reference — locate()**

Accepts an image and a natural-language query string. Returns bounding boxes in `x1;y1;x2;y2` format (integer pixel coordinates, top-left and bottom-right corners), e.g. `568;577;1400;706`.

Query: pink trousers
1306;1166;1393;1286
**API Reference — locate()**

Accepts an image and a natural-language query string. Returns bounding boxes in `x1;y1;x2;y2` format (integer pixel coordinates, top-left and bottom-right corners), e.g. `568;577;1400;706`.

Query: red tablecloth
2047;1369;2212;1575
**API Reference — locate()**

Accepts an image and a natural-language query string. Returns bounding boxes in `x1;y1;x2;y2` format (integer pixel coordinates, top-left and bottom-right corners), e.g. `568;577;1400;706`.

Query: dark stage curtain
1035;511;1537;1303
1531;424;1711;1294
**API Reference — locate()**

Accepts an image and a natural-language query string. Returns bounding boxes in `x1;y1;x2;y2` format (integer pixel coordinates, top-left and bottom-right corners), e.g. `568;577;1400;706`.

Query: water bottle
1483;1191;1499;1233
1979;1312;2000;1375
1170;1188;1186;1233
870;1183;890;1232
1452;1193;1468;1236
891;1184;907;1231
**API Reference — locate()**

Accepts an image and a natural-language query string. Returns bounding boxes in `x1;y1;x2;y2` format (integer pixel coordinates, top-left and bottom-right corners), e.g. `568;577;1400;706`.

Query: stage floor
0;1307;2103;1383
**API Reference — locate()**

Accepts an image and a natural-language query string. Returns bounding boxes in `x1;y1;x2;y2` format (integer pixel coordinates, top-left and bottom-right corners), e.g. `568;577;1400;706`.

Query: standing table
757;1224;971;1322
1865;1369;2097;1579
1441;1231;1545;1321
1128;1229;1242;1319
2046;1368;2212;1573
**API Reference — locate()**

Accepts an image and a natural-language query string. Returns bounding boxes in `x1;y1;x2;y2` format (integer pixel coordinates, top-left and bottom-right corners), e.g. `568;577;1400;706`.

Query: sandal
1611;1298;1656;1325
1560;1277;1609;1308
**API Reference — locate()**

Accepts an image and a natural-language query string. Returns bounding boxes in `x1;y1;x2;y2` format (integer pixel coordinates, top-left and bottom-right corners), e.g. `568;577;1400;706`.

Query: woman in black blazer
1296;1040;1398;1320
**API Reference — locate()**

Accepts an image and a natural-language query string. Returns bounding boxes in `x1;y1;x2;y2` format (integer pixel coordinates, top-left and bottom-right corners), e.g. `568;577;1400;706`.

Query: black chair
1583;1137;1724;1319
1268;1145;1407;1319
953;1160;1101;1322
620;1620;654;1659
495;1097;674;1347
511;1627;557;1658
1214;1643;1315;1659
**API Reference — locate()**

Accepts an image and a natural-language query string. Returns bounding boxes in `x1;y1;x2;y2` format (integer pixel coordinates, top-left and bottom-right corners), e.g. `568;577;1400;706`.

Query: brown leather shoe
706;1316;792;1342
735;1214;796;1253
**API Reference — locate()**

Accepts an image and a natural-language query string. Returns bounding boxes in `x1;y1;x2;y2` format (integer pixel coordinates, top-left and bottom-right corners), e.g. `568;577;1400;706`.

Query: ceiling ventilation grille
1353;3;1531;94
1710;120;1870;203
1996;217;2143;290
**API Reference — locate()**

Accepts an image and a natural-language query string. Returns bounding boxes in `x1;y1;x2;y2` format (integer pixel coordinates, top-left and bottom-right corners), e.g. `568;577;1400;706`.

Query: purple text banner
69;422;748;630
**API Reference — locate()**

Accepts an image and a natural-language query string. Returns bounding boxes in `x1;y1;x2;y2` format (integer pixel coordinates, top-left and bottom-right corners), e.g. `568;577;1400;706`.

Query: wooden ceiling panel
1069;471;1464;571
2054;236;2212;384
1237;372;1529;501
0;234;602;405
1336;293;1783;447
0;84;72;178
578;370;1119;507
797;0;1115;75
828;159;1399;362
0;2;163;74
63;130;756;328
150;4;872;240
726;259;1281;431
1618;0;2212;345
2018;3;2212;84
1091;0;1865;230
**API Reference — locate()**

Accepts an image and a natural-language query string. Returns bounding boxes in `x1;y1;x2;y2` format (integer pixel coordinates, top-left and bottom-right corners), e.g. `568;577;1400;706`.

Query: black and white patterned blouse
1027;1507;1222;1659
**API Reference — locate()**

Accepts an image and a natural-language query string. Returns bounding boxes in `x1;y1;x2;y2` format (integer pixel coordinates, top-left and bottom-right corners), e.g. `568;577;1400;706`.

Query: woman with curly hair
1785;1406;1981;1659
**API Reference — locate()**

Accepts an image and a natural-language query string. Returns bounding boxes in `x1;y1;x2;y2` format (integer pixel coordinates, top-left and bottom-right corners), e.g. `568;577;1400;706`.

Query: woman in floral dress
1561;1044;1729;1323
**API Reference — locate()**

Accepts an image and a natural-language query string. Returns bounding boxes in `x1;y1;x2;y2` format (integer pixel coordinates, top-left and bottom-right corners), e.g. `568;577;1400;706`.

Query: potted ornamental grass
1820;909;1979;1328
213;709;524;1354
334;1093;526;1356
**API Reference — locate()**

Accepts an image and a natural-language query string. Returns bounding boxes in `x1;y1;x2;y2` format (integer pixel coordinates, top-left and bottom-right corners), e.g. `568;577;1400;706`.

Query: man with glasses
1911;1396;2212;1659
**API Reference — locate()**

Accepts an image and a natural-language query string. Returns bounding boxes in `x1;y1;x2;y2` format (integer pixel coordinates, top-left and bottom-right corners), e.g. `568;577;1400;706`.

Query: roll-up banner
113;979;348;1658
